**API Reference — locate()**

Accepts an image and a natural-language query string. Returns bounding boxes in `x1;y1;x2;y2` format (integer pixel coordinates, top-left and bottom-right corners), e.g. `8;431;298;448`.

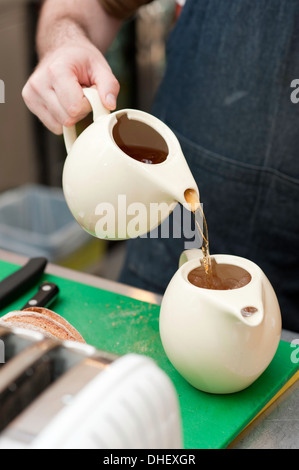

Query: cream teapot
159;249;282;394
62;88;198;239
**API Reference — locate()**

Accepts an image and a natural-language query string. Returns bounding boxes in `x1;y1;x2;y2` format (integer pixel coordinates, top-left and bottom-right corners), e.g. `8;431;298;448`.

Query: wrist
37;18;92;59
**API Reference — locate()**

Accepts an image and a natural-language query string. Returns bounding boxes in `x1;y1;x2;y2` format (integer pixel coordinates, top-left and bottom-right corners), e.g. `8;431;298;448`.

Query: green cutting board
0;260;298;449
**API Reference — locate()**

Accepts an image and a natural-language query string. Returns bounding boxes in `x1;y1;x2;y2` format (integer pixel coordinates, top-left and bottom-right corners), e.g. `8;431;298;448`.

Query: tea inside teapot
188;259;252;290
112;113;169;164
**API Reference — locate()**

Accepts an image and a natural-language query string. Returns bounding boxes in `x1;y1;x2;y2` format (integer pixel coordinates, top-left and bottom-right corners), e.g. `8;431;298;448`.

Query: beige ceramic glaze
159;249;282;394
62;88;198;240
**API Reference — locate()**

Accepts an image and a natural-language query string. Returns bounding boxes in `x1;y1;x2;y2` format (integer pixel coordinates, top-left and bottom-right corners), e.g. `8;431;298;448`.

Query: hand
22;39;120;135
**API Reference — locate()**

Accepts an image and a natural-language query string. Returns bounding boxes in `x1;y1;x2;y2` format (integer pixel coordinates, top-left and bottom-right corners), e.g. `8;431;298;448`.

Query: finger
23;90;63;134
40;107;63;135
38;88;72;126
92;63;120;111
51;69;91;121
22;78;63;134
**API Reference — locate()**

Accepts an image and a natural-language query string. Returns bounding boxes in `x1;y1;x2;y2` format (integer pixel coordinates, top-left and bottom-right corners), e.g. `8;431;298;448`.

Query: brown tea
188;259;251;290
117;144;168;164
113;113;168;164
184;189;213;283
184;189;251;290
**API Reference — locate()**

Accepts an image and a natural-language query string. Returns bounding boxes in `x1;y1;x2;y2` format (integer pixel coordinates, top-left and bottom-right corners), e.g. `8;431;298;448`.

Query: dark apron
119;0;299;332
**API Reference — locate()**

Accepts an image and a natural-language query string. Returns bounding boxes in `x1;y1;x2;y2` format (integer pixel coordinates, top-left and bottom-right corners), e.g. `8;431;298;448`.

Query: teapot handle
179;249;203;268
63;87;110;154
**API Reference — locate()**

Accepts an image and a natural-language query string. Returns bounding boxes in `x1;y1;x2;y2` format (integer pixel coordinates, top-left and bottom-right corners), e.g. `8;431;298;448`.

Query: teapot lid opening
112;112;169;165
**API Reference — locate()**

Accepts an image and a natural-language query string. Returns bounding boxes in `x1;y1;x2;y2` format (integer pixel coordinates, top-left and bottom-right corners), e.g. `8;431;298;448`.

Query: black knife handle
0;257;48;309
22;282;59;310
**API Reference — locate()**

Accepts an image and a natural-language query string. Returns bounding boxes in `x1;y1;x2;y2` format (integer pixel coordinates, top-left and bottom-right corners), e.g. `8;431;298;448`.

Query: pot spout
184;188;201;212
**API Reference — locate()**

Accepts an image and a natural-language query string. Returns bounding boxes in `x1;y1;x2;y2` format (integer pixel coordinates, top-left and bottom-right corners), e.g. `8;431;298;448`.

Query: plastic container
0;184;102;267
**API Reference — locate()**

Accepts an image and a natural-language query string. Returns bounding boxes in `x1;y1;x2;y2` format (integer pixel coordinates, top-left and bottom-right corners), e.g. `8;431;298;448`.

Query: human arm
22;0;122;135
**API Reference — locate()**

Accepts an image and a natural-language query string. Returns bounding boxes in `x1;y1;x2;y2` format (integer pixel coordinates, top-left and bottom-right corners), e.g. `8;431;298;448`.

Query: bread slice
0;307;85;343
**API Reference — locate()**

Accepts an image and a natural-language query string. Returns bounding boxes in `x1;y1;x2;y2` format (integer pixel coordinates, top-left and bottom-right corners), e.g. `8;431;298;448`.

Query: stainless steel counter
0;248;298;449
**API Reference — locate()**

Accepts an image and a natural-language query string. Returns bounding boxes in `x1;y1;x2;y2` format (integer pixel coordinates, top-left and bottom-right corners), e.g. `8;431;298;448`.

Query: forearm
37;0;122;59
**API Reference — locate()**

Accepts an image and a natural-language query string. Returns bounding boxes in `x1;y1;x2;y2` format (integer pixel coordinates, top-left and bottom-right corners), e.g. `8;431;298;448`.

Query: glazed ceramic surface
62;88;198;239
159;249;282;394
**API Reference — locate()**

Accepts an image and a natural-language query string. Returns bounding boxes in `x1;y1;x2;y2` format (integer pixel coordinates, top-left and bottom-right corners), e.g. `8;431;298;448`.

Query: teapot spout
235;301;264;327
183;188;201;212
207;295;264;328
226;281;265;327
146;161;199;210
169;187;200;211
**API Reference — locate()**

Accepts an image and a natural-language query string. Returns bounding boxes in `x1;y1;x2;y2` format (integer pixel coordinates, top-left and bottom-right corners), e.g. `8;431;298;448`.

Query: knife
0;258;48;309
22;282;59;310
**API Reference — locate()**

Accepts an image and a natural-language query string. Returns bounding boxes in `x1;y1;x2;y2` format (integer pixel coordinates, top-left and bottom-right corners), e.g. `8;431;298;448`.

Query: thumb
93;65;120;111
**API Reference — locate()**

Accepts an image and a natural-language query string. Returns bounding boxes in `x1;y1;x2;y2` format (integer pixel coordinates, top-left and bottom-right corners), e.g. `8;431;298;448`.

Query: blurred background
0;0;176;280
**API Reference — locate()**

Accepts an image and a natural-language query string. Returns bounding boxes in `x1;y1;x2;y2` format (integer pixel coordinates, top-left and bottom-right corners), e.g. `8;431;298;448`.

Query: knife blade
0;258;48;310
